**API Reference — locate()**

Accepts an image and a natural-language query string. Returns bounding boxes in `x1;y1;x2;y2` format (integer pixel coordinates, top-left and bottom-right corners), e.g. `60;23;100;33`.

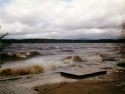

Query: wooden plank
16;85;38;94
0;87;8;94
7;85;26;94
0;84;38;94
2;86;16;94
60;68;107;78
0;90;5;94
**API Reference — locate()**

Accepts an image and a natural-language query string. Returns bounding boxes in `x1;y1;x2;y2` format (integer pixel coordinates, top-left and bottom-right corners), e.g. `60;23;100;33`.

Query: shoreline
33;68;125;94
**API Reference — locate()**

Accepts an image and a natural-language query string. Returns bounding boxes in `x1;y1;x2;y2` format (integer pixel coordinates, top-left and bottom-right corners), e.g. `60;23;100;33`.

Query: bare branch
0;33;9;39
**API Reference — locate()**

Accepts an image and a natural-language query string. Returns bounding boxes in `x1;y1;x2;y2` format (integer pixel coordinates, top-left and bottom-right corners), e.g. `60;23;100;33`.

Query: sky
0;0;125;39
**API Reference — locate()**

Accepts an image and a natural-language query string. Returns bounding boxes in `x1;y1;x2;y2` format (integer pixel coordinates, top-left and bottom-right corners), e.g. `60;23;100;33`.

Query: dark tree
0;26;11;67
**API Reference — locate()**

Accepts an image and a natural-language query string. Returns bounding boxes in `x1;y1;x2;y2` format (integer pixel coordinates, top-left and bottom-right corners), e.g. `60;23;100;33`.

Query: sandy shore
34;69;125;94
34;80;125;94
0;66;125;94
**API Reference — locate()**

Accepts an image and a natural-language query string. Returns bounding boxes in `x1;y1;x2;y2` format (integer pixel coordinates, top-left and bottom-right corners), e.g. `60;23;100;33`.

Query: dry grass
0;65;44;76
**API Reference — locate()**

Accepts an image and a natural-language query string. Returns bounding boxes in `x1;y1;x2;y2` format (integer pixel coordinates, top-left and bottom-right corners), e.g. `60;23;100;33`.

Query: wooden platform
60;68;107;78
0;84;38;94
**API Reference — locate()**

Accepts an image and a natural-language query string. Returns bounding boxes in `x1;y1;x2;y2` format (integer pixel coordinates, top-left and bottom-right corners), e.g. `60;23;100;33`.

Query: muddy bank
34;80;125;94
34;68;125;94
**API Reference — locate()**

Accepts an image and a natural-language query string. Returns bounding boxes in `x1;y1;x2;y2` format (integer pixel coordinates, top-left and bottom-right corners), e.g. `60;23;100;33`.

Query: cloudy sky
0;0;125;39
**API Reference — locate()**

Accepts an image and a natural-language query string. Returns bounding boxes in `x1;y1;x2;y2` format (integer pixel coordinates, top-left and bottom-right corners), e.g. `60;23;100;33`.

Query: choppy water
2;43;125;72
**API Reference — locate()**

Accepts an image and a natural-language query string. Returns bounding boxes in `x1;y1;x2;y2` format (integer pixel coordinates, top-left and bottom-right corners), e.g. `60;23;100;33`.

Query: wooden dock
0;84;38;94
60;68;107;78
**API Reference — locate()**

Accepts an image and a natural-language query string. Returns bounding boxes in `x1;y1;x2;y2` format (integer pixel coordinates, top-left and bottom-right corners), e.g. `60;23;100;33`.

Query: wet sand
34;69;125;94
34;81;125;94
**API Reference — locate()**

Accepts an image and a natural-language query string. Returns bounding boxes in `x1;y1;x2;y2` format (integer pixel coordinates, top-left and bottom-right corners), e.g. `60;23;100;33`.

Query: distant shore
0;39;125;43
